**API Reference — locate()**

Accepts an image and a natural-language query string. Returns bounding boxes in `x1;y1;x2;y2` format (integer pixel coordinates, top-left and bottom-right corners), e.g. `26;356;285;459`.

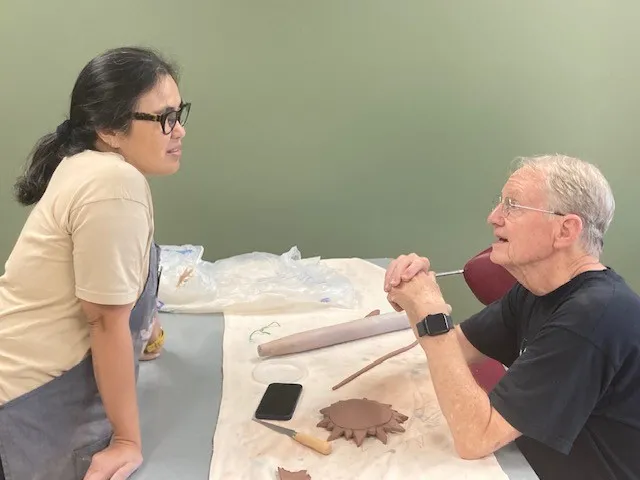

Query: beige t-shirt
0;150;154;404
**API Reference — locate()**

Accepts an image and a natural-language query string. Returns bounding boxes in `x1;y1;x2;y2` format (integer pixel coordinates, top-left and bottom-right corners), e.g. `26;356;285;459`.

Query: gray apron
0;242;160;480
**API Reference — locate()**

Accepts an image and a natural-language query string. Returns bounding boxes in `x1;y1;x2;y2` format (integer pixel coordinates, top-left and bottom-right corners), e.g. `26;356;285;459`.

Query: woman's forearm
88;306;141;447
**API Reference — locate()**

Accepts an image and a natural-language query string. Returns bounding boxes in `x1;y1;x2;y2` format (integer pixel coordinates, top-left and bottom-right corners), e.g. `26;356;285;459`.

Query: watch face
426;313;451;335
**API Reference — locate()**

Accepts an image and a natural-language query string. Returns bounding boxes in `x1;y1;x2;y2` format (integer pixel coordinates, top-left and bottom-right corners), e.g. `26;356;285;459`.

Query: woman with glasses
0;46;190;479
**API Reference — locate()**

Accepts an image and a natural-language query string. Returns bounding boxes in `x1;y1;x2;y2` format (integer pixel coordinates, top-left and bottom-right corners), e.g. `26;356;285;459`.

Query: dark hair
14;46;179;206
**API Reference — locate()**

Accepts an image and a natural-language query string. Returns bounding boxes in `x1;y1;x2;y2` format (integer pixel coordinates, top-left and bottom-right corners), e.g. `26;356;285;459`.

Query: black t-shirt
460;268;640;480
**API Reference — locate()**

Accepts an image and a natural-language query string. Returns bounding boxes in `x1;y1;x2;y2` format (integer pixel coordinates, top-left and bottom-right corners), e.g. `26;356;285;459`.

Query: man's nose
487;205;504;226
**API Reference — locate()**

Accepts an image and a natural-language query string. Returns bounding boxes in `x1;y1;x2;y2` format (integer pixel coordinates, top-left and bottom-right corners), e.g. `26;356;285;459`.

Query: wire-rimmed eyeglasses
493;195;565;218
133;102;191;135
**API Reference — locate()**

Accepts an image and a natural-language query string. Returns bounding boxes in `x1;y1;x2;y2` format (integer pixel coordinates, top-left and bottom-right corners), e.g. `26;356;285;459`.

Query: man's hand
384;253;431;292
83;440;142;480
387;270;450;324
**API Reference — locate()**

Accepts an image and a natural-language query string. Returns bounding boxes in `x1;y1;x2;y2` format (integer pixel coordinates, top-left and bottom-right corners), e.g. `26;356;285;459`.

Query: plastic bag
157;245;357;314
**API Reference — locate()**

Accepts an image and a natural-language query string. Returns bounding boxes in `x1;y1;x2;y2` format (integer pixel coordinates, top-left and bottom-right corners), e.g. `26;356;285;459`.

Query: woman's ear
96;129;122;150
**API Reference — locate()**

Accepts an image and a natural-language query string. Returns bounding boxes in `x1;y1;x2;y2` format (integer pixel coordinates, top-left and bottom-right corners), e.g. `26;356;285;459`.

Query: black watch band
416;312;454;337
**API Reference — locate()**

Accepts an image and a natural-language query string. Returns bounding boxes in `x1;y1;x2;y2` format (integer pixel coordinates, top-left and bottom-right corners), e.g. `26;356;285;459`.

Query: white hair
513;154;615;257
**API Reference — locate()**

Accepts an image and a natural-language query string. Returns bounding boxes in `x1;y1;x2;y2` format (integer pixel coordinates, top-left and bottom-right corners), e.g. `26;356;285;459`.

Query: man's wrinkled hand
83;440;142;480
384;253;431;294
387;271;449;323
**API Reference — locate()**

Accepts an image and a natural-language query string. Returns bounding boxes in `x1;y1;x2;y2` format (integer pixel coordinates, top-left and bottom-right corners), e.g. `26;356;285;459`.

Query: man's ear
96;129;122;150
555;214;583;248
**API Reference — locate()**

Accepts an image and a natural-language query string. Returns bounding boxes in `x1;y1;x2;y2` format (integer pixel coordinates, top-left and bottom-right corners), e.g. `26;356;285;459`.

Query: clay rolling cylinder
256;311;410;357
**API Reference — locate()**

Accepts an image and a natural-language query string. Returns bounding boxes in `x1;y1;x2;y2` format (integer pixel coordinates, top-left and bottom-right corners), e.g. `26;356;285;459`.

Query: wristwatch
416;312;454;337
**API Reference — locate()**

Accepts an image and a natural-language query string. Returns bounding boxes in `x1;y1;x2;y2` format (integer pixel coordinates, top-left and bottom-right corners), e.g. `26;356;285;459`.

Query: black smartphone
254;382;303;421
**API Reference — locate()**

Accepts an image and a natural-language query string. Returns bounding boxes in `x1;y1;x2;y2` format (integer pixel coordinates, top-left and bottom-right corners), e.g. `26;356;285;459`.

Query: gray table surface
134;259;539;479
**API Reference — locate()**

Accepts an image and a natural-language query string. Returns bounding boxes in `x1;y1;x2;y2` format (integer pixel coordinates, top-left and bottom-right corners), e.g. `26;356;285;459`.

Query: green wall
2;1;639;319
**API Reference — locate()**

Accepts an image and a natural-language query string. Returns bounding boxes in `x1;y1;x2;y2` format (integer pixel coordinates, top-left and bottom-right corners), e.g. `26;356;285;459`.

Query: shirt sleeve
489;324;611;454
69;198;152;305
459;285;521;367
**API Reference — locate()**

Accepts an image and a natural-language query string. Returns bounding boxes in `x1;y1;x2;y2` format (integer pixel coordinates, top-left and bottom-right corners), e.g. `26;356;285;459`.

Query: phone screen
254;383;303;421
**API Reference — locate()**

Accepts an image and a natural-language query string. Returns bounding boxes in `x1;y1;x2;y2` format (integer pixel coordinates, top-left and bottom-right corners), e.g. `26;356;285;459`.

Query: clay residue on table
317;398;409;446
277;467;311;480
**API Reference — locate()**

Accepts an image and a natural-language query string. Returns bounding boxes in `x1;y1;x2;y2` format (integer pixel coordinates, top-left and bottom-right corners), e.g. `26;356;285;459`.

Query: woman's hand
140;316;164;361
83;440;142;480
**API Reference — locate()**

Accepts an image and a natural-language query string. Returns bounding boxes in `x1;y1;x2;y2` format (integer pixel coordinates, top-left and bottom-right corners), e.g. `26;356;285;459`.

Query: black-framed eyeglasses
132;102;191;135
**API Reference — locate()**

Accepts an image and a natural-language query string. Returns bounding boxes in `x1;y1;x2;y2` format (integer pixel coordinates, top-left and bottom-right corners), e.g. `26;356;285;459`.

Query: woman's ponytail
14;122;71;206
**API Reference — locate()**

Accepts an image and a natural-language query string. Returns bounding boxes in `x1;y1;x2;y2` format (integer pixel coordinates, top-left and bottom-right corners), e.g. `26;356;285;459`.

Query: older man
384;155;640;480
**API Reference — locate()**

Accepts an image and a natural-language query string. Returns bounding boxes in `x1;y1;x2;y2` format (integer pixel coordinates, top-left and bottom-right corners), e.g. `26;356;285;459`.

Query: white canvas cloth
210;258;509;480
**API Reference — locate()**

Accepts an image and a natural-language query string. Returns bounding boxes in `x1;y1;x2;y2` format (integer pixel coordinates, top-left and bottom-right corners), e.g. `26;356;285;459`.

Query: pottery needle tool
252;418;332;455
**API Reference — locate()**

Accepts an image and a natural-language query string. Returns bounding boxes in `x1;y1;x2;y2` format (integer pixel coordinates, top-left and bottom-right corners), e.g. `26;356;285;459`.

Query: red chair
461;247;516;392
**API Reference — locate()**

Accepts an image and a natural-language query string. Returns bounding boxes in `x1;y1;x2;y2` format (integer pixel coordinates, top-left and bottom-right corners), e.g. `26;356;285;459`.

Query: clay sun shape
316;398;408;447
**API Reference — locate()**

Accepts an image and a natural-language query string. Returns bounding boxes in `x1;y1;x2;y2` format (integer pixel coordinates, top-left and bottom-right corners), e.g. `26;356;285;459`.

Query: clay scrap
277;467;311;480
317;398;408;447
332;340;419;390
